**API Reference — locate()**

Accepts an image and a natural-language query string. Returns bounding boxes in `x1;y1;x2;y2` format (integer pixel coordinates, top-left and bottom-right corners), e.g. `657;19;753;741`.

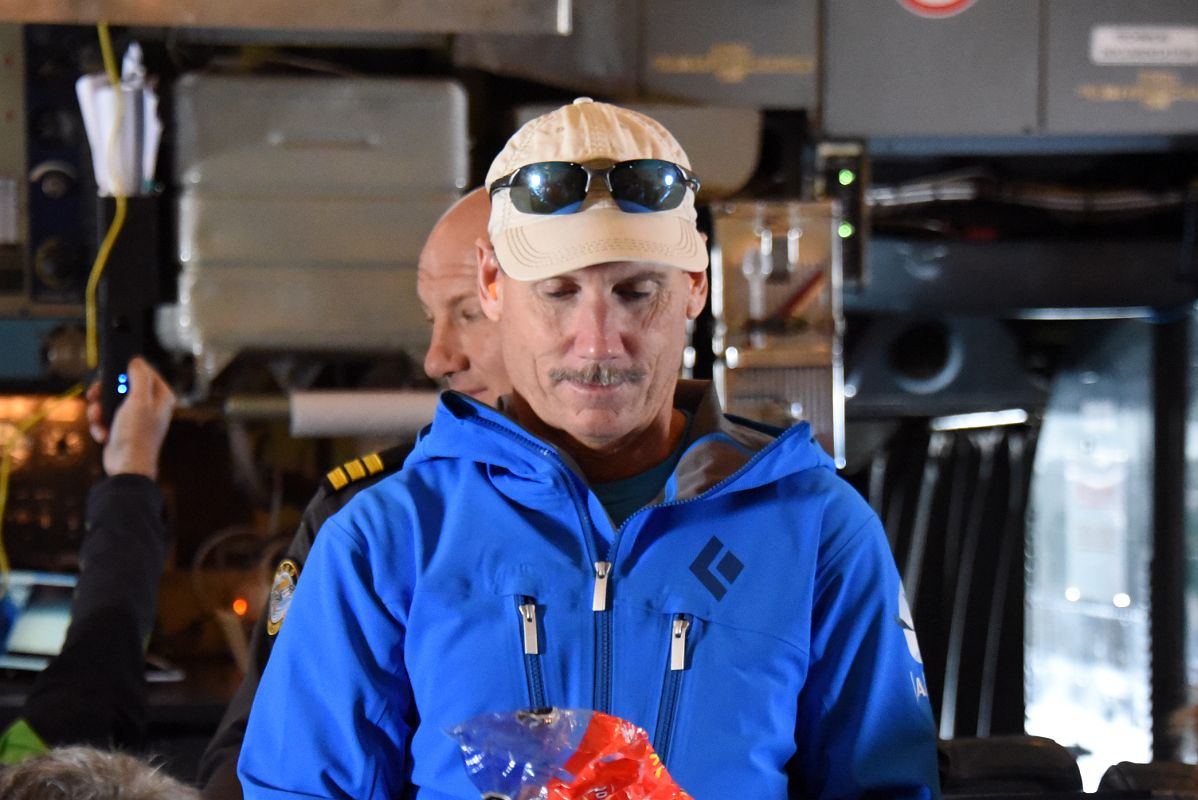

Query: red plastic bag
448;708;692;800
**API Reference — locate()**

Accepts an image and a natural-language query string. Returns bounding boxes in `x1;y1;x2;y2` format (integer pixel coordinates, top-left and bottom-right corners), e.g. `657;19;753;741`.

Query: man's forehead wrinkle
418;283;478;310
418;254;479;283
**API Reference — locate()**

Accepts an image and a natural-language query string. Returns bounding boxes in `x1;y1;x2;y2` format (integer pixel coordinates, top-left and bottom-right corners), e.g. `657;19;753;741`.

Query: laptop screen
0;571;77;671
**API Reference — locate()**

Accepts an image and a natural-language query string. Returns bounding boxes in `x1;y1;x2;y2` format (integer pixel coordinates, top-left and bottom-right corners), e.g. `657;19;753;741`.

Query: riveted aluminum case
165;75;467;393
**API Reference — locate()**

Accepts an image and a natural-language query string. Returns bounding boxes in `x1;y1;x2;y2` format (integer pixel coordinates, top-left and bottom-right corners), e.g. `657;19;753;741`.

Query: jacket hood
408;380;835;502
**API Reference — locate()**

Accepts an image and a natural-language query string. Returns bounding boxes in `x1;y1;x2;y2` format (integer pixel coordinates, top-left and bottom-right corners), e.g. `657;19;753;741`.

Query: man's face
483;258;707;450
417;237;510;406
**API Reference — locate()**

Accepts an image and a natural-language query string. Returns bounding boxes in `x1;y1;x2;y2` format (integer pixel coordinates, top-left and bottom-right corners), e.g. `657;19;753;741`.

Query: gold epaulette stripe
325;451;390;492
326;466;350;490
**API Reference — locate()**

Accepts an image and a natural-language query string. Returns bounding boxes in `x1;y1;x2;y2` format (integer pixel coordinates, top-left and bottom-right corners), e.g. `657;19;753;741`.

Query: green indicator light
838;222;856;238
838;168;856;186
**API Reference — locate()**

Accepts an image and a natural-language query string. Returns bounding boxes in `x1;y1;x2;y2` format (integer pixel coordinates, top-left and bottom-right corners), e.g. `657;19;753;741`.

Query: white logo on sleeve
897;587;923;665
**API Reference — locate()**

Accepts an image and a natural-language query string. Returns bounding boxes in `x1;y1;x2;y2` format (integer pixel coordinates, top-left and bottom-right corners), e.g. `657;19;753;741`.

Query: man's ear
683;233;710;320
685;268;709;320
477;239;503;322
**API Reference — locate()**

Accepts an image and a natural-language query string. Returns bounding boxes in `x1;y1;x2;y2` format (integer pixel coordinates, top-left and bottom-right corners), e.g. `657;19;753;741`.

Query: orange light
232;597;249;617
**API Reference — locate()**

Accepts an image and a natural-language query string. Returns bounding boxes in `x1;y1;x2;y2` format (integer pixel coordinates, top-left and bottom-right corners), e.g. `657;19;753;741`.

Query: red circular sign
897;0;977;18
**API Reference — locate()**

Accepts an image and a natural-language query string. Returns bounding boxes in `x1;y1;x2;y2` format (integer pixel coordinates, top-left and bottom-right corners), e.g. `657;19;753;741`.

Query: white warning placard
1091;26;1198;66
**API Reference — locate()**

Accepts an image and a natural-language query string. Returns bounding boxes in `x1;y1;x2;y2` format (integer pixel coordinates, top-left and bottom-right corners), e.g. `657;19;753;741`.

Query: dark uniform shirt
197;443;412;799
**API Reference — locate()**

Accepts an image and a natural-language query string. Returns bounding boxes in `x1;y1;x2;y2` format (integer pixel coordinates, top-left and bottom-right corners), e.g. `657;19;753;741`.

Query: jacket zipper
468;417;608;712
653;614;691;765
592;559;613;714
592;561;611;611
516;596;546;708
469;414;795;717
594;438;784;716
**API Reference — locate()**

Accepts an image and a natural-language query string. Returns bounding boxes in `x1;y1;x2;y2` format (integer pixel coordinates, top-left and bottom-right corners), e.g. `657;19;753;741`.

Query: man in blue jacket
239;99;941;799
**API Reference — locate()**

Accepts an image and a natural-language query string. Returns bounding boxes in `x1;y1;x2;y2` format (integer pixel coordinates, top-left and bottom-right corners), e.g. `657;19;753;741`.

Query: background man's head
417;188;511;406
479;100;708;453
0;747;200;800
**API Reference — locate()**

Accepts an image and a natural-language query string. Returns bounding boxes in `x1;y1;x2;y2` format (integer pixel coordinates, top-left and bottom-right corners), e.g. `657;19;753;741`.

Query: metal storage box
164;75;468;393
1044;0;1198;134
823;0;1040;136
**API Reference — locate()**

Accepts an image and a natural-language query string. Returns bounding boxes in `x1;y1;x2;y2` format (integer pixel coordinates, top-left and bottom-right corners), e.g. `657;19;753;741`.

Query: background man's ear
477;242;503;322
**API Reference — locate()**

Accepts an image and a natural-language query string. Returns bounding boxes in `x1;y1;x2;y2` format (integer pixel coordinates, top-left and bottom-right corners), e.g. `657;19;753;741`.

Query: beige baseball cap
485;98;708;281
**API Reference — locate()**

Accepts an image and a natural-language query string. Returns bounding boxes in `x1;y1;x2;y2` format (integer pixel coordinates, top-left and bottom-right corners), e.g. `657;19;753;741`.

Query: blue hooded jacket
239;382;940;799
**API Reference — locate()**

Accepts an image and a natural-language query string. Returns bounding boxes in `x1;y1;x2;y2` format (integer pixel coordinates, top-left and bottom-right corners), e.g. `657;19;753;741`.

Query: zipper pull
592;561;611;612
519;601;539;655
671;616;690;671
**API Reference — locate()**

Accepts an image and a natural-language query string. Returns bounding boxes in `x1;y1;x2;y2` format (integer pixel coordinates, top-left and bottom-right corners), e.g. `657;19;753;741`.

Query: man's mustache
549;363;647;387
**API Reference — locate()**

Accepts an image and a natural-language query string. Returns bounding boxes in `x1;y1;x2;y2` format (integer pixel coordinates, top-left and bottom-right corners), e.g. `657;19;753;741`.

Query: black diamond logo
690;536;743;600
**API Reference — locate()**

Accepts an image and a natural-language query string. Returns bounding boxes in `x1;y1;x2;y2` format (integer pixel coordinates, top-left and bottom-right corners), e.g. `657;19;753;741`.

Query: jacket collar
413;380;832;501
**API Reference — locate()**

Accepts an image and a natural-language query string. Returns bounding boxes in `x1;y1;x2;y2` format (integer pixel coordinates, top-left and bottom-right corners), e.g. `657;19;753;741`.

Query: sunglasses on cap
488;159;701;215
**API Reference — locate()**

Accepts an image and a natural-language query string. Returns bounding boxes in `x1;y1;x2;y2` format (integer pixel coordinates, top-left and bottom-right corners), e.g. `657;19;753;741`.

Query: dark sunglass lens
510;163;587;214
609;160;688;213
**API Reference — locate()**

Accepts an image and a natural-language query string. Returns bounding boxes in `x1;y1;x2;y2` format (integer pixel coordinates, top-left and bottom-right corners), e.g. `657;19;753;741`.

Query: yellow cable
0;385;85;596
0;23;126;595
85;21;127;370
86;198;126;369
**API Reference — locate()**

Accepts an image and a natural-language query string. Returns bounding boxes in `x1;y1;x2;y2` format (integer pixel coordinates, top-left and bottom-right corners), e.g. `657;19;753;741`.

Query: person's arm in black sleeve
20;475;165;749
197;445;411;800
12;357;175;753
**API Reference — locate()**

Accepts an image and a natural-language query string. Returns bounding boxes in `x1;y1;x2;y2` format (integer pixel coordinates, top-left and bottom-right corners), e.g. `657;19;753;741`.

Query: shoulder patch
267;559;300;636
324;451;389;492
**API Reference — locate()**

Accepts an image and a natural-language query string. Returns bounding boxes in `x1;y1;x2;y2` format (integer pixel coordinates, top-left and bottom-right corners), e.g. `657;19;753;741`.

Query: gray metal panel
0;0;571;34
454;0;638;96
177;195;457;265
1045;0;1198;134
844;316;1045;417
641;0;818;109
824;0;1040;136
174;75;468;194
844;238;1196;314
175;263;428;353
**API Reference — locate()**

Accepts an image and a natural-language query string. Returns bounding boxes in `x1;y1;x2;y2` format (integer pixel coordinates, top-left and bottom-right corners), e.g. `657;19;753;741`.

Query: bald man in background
198;189;510;798
419;189;509;402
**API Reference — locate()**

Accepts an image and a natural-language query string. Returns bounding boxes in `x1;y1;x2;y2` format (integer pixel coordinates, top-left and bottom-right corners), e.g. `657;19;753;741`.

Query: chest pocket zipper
517;597;547;708
653;614;691;765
